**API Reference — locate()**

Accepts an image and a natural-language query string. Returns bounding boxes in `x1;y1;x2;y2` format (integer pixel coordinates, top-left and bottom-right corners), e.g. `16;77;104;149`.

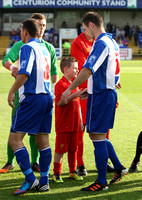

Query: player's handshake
10;64;19;78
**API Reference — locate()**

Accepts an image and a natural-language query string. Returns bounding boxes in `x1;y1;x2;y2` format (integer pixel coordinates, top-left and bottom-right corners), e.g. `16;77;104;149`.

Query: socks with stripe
39;147;52;186
106;139;121;170
14;147;35;182
93;140;108;185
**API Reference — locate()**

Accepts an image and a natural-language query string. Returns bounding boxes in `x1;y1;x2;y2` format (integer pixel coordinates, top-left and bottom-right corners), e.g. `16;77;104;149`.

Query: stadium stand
128;37;142;58
0;36;10;58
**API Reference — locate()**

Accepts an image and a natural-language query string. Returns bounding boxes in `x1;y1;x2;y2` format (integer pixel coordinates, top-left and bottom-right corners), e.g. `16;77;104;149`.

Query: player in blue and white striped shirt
61;12;128;192
8;18;52;195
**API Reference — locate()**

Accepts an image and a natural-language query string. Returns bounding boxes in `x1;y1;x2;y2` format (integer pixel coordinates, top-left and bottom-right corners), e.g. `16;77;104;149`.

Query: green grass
0;60;142;200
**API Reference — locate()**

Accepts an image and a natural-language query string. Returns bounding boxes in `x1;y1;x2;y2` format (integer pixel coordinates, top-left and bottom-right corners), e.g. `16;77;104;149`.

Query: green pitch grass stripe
118;91;142;114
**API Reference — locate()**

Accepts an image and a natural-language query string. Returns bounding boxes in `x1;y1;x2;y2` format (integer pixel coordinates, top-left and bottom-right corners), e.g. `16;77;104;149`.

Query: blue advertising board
137;1;142;9
0;0;2;8
0;0;141;9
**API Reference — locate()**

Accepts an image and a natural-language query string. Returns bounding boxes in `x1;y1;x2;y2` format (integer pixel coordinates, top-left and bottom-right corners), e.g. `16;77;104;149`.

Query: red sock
68;150;77;173
106;129;110;140
77;131;84;167
53;162;62;175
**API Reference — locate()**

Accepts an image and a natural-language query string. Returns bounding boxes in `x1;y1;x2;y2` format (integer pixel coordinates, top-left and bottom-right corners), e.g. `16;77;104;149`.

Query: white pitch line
118;91;142;114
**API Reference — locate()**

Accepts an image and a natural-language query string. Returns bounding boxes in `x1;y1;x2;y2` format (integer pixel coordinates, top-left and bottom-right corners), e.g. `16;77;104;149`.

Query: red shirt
71;32;95;89
55;76;81;133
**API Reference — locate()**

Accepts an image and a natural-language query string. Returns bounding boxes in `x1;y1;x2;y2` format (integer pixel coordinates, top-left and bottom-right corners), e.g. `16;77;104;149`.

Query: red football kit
54;76;82;173
55;76;81;134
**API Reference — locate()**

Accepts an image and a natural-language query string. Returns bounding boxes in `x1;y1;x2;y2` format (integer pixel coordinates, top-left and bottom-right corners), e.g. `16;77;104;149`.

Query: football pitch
0;60;142;200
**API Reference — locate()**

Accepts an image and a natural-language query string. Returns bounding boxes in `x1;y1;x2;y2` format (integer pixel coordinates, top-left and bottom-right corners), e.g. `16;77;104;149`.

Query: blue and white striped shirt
18;38;51;101
83;33;120;94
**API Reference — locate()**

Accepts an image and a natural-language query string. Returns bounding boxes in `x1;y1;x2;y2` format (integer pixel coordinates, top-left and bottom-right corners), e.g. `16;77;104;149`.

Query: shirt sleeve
18;45;35;77
2;41;24;67
83;41;109;73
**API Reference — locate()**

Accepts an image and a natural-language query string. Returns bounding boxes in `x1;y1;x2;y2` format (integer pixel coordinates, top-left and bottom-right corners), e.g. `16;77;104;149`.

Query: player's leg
106;139;128;184
35;94;53;191
105;92;128;184
106;102;120;173
53;131;73;183
77;130;84;167
77;129;88;176
7;143;14;165
68;132;83;181
53;132;64;183
81;93;109;191
0;90;19;173
8;90;19;165
35;133;51;191
29;135;40;172
106;129;115;173
81;133;109;191
9;132;38;195
0;143;14;173
129;131;142;172
53;152;64;183
77;99;87;176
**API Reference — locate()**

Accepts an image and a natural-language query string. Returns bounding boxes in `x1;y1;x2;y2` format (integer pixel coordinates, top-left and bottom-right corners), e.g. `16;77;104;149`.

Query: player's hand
61;89;71;104
80;121;85;132
74;88;83;97
51;91;55;103
11;66;18;78
8;92;15;108
80;88;88;100
115;83;121;89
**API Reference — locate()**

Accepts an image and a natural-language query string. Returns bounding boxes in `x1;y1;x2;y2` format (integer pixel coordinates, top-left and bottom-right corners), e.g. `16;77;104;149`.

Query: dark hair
60;57;77;73
82;12;103;28
31;13;46;20
22;18;40;38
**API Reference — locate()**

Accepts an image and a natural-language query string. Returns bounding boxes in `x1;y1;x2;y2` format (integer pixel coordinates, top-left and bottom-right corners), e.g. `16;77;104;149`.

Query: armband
10;64;15;71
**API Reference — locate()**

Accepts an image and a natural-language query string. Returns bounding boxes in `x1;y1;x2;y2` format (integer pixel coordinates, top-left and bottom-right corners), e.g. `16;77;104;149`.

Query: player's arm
4;60;19;78
57;88;83;107
8;74;28;108
115;83;121;89
51;74;58;84
2;41;23;68
61;68;92;104
2;41;24;76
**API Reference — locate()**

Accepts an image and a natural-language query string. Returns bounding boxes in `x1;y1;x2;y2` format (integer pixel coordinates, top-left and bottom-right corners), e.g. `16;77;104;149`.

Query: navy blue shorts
86;90;117;133
11;93;53;134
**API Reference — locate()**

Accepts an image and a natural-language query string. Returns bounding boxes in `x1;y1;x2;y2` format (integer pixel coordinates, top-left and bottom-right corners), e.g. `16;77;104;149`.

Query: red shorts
80;99;87;124
55;131;78;154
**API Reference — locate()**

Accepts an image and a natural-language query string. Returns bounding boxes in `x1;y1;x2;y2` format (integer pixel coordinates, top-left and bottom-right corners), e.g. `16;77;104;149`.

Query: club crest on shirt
20;60;27;69
60;144;64;149
88;55;96;64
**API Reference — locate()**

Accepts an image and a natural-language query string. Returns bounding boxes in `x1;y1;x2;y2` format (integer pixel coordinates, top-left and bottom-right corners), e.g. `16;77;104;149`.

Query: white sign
120;48;132;60
3;0;12;7
59;28;78;58
59;28;77;39
127;0;137;8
